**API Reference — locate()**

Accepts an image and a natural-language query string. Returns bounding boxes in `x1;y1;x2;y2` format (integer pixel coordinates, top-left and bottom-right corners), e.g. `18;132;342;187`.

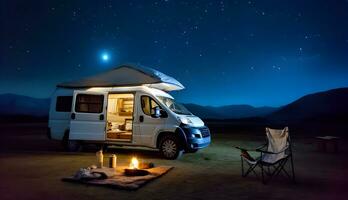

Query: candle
109;154;117;168
96;150;103;168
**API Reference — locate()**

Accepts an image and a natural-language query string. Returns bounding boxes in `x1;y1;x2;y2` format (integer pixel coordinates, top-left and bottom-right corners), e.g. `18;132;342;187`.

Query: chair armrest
234;146;249;151
256;143;267;150
256;149;277;154
235;143;267;152
256;145;289;154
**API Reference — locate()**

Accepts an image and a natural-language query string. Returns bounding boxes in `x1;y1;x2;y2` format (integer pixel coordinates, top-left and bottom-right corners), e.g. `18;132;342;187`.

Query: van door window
141;96;159;116
75;94;104;113
56;96;73;112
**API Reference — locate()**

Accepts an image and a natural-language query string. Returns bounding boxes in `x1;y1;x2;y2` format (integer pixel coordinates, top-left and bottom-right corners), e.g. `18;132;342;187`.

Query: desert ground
0;123;347;200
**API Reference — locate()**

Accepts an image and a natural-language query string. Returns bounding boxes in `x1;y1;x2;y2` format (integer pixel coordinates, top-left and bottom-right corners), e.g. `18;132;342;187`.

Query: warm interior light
129;157;139;169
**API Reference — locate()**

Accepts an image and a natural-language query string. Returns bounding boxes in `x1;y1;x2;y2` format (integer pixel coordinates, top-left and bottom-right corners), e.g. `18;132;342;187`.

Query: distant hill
0;93;278;120
184;103;278;119
268;87;348;122
0;93;50;117
1;87;348;123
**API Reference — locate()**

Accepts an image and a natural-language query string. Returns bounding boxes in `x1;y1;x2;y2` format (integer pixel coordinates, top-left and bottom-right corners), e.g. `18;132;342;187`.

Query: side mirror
151;106;161;118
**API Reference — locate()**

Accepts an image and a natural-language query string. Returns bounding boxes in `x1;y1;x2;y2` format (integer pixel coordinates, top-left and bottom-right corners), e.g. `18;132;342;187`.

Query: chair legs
241;157;244;176
241;158;258;178
240;156;295;184
261;164;265;184
264;157;295;184
290;154;296;183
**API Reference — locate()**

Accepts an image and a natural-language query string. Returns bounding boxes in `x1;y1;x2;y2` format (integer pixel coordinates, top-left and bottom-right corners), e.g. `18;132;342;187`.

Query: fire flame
129;157;139;169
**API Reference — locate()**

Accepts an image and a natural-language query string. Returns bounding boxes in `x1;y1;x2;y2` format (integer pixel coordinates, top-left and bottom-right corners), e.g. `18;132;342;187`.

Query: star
101;52;110;62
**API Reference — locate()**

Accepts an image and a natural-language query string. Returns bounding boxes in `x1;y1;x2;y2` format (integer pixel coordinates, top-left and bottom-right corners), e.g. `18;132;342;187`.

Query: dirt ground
0;123;347;200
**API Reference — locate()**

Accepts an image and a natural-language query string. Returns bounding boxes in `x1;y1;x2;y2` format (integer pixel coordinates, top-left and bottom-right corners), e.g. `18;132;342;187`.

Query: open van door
69;90;108;141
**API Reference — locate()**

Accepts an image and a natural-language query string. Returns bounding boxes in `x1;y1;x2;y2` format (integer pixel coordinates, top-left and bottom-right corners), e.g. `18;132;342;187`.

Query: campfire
129;157;139;169
124;157;149;176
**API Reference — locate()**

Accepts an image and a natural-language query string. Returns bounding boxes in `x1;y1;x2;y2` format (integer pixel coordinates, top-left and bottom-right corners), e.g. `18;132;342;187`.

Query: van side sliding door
69;90;107;141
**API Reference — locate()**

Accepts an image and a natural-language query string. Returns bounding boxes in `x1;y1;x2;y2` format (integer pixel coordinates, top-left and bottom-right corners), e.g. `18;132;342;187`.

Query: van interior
106;93;134;142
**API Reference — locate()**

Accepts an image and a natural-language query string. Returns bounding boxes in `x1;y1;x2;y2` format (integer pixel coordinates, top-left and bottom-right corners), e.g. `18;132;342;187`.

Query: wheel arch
156;128;187;149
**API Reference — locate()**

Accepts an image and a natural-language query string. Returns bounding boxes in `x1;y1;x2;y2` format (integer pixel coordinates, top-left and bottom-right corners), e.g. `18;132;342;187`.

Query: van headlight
177;116;193;125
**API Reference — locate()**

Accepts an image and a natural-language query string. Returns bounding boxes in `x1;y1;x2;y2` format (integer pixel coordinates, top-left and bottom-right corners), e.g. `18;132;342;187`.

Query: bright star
101;53;109;62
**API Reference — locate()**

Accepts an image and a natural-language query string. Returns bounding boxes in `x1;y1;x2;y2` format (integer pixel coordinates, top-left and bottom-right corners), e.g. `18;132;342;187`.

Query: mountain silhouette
0;87;347;123
184;103;278;119
0;93;50;117
268;87;348;122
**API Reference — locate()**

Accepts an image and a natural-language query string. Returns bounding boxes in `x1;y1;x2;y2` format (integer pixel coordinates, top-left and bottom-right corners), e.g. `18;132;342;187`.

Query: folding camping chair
235;127;295;184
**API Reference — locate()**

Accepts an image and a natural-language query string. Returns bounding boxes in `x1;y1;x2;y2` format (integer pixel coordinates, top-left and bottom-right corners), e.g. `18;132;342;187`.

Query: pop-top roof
57;64;184;91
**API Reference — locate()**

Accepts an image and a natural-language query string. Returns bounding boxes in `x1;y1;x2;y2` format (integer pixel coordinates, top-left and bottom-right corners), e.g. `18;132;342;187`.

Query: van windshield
157;96;192;115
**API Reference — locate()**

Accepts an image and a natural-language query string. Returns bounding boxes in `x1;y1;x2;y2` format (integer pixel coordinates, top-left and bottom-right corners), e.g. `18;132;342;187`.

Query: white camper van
48;65;211;159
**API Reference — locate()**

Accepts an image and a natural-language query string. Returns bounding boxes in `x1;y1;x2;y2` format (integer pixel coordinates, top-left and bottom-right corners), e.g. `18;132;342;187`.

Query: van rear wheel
66;140;81;152
159;135;183;160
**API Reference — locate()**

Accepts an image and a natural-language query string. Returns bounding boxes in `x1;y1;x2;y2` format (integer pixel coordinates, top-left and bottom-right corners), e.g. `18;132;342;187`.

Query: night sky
1;0;348;107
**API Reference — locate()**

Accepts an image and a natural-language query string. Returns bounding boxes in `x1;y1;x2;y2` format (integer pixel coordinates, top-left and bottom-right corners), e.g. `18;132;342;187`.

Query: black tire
66;140;81;152
62;130;81;152
62;130;69;150
159;134;183;160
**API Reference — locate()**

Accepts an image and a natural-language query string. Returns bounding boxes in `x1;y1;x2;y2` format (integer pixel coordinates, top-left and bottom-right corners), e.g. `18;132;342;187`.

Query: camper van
48;65;211;159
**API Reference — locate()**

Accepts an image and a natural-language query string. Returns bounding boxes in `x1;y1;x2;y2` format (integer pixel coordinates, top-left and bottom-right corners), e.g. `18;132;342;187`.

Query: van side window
141;96;159;116
56;96;73;112
75;94;104;113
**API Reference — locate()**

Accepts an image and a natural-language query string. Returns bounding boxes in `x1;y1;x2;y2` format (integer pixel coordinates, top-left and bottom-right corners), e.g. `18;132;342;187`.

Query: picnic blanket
62;166;173;190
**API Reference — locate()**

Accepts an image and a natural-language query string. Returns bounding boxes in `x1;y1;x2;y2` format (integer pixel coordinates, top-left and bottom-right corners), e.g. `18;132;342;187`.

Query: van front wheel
159;135;183;160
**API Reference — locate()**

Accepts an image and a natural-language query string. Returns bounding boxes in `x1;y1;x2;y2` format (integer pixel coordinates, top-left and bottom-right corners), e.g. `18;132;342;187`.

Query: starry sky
1;0;348;107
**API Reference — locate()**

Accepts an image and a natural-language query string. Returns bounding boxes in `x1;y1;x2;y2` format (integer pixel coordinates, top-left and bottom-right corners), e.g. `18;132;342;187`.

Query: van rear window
75;94;104;113
56;96;73;112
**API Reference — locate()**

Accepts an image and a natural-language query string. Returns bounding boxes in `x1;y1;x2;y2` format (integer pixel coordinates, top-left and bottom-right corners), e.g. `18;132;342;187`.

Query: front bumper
188;136;211;149
181;125;211;150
